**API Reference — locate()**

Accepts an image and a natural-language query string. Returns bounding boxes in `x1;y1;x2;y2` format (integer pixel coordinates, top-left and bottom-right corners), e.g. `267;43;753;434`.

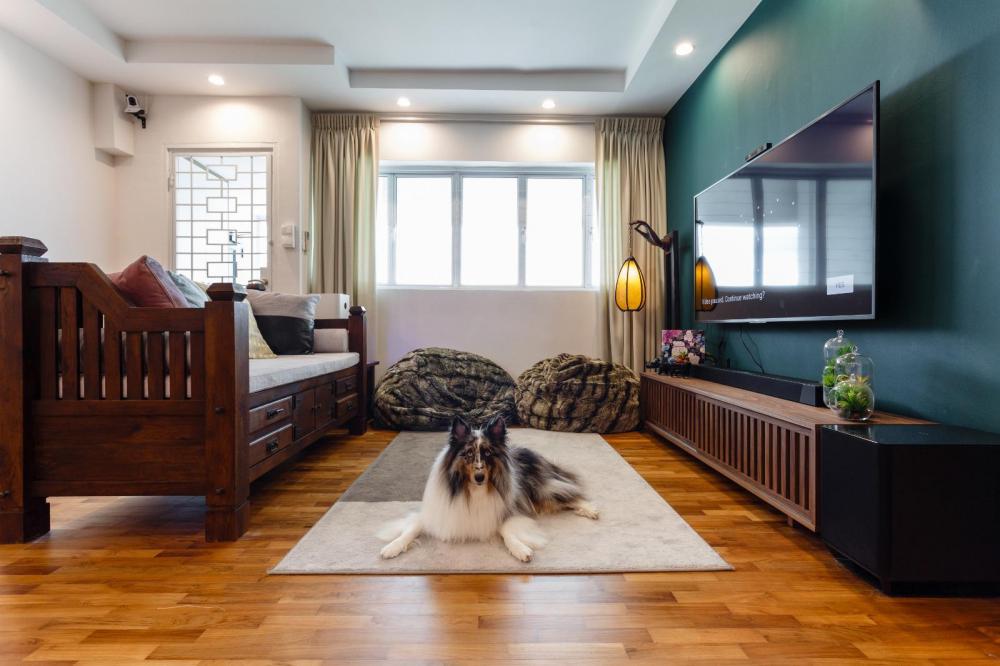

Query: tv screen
694;82;878;323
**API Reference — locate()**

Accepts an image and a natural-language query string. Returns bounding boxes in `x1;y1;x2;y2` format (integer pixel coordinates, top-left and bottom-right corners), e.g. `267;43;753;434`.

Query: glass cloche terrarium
822;330;854;408
829;347;875;421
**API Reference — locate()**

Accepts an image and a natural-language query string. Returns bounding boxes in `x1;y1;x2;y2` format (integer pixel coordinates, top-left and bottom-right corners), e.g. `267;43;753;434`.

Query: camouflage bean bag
515;354;639;433
374;347;517;430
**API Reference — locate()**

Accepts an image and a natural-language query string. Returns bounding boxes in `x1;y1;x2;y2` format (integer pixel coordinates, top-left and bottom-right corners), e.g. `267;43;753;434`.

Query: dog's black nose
474;472;485;484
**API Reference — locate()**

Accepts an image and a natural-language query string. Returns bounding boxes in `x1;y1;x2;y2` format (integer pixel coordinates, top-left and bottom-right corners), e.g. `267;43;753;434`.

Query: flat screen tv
694;82;878;323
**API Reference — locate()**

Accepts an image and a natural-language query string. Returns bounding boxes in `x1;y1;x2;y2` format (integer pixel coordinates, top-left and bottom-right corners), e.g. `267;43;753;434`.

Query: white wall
380;120;594;164
114;95;308;292
377;289;599;378
376;120;599;379
0;27;116;265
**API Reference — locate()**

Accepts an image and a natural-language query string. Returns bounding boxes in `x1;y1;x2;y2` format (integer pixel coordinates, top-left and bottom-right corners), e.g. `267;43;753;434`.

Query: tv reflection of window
702;224;753;287
760;178;814;286
763;226;800;286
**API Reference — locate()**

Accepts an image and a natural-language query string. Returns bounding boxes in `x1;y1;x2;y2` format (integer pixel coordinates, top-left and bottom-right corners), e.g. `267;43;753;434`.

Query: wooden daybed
0;237;367;543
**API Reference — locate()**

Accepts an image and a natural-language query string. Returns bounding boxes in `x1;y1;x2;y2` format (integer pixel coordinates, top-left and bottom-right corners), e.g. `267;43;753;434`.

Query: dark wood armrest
314;318;348;330
207;283;247;302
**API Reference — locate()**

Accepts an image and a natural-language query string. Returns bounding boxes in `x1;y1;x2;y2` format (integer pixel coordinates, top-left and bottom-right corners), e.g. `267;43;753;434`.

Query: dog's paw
573;501;599;520
380;540;408;559
506;541;533;562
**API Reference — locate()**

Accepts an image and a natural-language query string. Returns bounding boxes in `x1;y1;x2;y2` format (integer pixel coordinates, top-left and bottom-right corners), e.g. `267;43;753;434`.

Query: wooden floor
1;428;998;665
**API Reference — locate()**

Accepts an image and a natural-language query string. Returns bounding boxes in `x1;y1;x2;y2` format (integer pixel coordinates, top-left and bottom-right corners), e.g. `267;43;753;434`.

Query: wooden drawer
248;424;294;467
315;383;335;429
248;396;293;434
293;388;315;440
336;393;359;422
335;374;357;396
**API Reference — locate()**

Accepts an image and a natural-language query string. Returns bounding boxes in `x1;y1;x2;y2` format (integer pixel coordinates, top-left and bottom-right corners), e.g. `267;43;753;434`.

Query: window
376;167;595;288
171;151;271;284
462;178;519;286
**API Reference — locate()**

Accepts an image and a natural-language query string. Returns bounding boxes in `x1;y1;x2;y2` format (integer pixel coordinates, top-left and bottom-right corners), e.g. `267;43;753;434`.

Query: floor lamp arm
664;229;680;331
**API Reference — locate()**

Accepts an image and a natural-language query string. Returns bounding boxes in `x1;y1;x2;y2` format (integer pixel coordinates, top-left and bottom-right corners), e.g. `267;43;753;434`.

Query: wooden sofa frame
0;237;367;543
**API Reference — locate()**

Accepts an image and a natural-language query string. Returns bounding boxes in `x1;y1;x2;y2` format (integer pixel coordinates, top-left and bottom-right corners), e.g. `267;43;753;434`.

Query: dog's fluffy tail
376;512;419;542
503;515;548;550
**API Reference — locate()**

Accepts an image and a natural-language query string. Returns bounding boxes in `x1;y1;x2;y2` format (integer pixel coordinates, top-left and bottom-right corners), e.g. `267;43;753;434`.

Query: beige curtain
596;117;667;373
309;113;379;333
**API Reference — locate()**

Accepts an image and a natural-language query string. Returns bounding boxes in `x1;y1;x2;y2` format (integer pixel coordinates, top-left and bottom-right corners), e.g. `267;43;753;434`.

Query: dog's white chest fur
419;450;508;542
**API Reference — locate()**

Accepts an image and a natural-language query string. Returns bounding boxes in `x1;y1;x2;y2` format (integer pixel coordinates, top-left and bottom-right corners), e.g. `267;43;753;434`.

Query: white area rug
271;429;730;574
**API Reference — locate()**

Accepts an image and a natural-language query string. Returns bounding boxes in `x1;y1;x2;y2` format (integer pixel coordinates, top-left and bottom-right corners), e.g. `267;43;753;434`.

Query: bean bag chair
374;347;517;430
515;354;639;433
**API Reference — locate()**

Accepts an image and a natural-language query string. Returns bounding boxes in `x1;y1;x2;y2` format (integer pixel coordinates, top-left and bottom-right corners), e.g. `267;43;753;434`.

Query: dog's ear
485;415;507;445
449;416;471;445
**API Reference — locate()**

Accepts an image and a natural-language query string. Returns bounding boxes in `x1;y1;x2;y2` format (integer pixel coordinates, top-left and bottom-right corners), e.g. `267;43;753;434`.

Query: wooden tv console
640;372;925;531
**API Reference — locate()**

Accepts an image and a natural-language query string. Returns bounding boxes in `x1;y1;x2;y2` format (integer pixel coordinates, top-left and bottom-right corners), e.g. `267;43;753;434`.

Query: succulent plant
822;365;837;388
834;382;873;420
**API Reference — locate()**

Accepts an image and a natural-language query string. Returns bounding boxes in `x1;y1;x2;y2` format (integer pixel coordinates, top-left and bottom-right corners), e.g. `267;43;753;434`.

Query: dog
378;415;598;562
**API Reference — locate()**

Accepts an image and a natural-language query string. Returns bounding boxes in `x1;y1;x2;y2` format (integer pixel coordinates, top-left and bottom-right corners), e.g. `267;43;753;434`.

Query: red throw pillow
110;256;189;308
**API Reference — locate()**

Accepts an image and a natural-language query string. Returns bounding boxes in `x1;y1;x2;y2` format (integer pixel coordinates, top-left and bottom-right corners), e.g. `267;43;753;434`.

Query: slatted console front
640;372;924;531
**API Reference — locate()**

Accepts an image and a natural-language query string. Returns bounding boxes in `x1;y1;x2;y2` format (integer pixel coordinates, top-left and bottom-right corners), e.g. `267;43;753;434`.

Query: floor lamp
614;220;680;330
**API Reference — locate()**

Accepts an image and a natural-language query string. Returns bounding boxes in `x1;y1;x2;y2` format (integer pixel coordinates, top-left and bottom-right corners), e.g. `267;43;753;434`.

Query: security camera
123;93;147;129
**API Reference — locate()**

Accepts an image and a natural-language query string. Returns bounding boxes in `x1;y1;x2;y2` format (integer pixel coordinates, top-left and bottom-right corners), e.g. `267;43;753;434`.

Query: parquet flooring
0;427;997;664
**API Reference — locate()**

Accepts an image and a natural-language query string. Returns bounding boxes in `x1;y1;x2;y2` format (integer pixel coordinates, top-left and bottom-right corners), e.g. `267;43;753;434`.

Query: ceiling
0;0;759;115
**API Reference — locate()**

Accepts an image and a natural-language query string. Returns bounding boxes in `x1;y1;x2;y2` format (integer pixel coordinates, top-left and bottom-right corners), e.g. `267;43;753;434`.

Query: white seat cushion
249;352;359;394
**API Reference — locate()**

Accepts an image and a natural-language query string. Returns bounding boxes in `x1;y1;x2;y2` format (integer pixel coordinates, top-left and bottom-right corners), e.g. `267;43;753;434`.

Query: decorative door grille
171;152;271;285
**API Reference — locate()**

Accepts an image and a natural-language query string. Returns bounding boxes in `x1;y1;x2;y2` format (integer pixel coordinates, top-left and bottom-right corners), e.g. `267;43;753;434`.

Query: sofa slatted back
26;263;207;401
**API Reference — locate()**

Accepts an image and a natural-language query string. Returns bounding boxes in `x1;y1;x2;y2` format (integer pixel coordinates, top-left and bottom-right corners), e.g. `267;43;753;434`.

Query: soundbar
689;364;824;407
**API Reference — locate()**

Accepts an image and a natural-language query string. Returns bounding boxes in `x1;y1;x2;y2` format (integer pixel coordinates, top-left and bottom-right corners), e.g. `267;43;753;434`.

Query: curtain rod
374;112;597;126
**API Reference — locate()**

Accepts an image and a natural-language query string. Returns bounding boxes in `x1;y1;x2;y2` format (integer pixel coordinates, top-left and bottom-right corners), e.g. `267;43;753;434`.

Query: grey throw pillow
245;291;321;355
167;271;210;308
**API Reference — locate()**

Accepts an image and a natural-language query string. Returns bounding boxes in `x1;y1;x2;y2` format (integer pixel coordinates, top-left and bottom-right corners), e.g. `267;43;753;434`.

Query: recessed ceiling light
541;99;556;110
396;96;411;107
208;74;225;86
674;41;694;57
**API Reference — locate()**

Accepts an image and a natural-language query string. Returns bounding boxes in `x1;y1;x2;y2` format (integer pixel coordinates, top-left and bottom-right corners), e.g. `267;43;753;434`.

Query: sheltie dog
378;415;598;562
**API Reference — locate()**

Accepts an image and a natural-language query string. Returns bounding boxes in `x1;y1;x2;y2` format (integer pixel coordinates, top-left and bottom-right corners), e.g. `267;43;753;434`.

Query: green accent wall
664;0;1000;431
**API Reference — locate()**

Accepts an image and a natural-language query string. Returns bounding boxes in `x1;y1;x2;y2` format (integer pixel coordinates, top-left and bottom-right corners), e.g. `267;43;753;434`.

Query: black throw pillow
245;291;320;355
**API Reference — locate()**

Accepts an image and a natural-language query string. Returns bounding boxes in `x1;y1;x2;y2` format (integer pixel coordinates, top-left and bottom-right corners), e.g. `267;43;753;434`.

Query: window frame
378;165;595;290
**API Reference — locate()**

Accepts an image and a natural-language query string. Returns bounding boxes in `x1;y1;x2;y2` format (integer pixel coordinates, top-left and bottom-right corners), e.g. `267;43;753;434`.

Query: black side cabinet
819;424;1000;594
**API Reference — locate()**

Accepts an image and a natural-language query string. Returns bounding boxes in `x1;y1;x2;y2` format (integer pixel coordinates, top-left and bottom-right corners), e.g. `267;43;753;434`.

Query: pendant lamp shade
694;255;717;312
614;256;646;312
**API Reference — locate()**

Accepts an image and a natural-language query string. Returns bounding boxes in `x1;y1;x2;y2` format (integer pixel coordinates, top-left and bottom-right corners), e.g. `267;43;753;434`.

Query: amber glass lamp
614;255;645;311
613;221;679;328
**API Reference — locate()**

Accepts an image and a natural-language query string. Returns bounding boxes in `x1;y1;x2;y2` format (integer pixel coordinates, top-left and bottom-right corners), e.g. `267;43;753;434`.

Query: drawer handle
265;439;280;454
345;401;355;411
265;407;286;419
